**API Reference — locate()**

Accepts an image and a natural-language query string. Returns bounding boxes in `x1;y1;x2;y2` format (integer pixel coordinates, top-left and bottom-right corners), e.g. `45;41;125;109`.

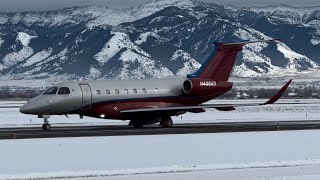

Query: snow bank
2;160;320;180
1;130;320;175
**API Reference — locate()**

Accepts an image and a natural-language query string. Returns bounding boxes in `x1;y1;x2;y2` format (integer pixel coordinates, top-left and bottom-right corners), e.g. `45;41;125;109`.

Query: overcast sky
0;0;319;12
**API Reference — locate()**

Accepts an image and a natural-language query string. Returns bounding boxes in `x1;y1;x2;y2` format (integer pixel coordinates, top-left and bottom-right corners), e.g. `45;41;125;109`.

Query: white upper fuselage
20;78;188;116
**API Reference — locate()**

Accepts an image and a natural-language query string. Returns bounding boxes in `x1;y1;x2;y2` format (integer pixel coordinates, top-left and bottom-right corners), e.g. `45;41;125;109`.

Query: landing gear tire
132;121;143;128
42;123;51;130
42;117;51;130
161;119;173;128
161;115;173;128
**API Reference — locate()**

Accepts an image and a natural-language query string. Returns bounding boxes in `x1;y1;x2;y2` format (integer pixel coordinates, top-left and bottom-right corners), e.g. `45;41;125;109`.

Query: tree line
0;87;42;99
220;86;319;99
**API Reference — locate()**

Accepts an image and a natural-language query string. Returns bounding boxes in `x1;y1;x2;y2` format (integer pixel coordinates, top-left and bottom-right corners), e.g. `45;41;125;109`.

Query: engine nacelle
181;78;233;96
182;79;193;94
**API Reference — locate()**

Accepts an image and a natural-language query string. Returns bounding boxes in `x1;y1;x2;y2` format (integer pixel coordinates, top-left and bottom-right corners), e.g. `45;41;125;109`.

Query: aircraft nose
19;103;34;114
20;101;43;114
20;97;51;115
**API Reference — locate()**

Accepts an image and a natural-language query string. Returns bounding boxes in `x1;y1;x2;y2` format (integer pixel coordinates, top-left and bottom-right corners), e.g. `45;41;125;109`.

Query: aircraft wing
120;79;292;113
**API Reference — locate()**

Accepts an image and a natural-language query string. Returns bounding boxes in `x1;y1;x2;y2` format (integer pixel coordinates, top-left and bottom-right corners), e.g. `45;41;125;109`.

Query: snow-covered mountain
0;0;319;80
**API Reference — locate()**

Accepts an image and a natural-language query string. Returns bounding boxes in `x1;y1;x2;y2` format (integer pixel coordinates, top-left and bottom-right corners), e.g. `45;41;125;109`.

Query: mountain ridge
0;0;319;81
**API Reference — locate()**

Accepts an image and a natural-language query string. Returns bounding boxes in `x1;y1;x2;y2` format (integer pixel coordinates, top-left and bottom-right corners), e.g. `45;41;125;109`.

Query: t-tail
187;39;279;81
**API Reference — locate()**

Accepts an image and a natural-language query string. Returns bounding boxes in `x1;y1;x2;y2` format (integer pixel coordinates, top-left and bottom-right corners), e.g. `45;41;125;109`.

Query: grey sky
0;0;319;12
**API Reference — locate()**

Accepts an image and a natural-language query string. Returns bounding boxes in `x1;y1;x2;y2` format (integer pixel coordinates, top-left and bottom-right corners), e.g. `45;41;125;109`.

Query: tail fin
187;39;279;81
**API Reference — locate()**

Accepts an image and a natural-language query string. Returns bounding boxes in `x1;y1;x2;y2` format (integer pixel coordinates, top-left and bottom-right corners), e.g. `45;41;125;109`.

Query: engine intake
182;80;192;94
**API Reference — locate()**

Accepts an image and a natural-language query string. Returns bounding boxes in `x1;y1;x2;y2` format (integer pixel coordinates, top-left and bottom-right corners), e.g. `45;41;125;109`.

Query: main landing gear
42;118;51;130
131;120;143;128
160;116;173;128
129;115;173;128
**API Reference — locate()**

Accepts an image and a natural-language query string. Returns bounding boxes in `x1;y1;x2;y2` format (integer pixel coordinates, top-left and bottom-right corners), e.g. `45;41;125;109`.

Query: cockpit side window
43;87;58;95
58;87;71;95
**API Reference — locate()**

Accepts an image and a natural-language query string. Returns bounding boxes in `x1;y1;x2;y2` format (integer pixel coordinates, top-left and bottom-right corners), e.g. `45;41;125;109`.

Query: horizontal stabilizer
217;39;280;46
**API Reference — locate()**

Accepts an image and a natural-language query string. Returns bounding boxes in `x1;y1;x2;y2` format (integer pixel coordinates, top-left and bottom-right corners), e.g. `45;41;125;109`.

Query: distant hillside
0;0;319;81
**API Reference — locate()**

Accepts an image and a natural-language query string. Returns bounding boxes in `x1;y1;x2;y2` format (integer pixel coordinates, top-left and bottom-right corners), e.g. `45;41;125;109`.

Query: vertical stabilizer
187;39;278;81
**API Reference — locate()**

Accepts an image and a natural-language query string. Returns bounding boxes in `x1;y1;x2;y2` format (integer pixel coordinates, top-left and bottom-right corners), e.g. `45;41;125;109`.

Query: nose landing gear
42;118;51;130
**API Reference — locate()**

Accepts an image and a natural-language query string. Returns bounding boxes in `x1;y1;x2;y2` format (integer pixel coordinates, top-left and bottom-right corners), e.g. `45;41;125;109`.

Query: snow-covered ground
0;99;320;128
1;99;320;180
1;131;320;179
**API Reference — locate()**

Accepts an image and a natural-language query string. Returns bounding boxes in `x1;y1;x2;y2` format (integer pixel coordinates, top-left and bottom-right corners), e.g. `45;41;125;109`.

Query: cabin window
133;89;137;94
142;88;146;94
115;89;120;94
106;90;110;95
155;88;159;93
43;87;58;95
58;87;70;95
124;89;129;94
96;90;101;95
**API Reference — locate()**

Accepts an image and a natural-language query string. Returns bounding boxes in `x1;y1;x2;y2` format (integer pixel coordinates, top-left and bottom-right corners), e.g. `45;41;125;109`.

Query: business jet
20;39;292;130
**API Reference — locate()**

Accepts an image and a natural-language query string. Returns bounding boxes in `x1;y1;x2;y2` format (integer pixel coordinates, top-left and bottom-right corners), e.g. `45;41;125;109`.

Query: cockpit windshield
58;87;70;95
43;87;58;95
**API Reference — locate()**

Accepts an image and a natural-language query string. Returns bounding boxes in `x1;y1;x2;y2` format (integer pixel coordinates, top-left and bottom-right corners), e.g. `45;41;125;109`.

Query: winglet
263;79;292;105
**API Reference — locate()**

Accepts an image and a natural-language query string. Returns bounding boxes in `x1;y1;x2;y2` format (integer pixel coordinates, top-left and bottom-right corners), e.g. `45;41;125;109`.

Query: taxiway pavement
1;120;320;139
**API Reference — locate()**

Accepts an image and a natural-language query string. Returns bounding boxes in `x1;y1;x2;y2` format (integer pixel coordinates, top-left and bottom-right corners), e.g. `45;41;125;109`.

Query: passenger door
79;84;92;109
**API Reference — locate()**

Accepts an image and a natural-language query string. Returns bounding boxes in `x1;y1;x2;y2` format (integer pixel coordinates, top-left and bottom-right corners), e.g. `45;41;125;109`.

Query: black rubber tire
45;124;51;130
161;119;173;128
132;121;143;128
166;119;173;127
42;124;51;130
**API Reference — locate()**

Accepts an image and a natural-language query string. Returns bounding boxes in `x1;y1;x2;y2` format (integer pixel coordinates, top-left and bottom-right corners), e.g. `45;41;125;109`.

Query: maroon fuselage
80;79;233;120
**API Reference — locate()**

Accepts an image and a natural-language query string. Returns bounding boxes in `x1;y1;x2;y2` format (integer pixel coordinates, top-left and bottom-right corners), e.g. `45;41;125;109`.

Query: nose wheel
42;118;51;130
42;123;51;130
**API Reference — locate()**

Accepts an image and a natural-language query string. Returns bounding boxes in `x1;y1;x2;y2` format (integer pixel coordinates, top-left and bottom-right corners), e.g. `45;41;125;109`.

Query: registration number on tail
200;81;216;86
